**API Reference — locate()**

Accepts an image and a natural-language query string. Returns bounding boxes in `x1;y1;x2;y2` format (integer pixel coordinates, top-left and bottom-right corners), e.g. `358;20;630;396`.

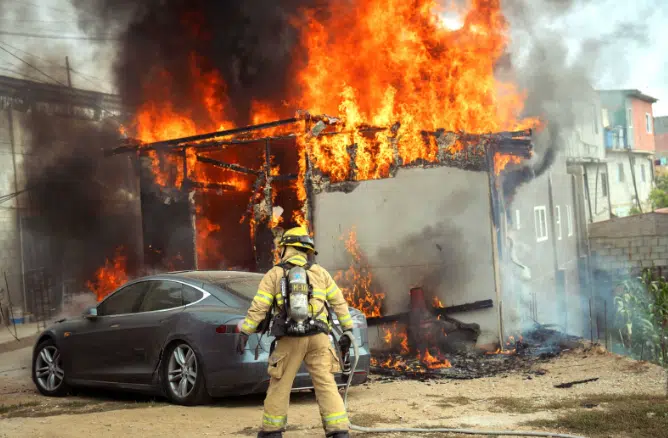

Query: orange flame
125;0;539;272
418;349;452;369
335;227;385;317
382;322;410;355
432;297;445;308
485;334;523;355
86;247;129;302
295;0;538;182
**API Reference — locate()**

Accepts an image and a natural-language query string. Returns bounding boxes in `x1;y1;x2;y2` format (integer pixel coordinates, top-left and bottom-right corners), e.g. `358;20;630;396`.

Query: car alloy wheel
168;344;198;399
34;344;65;393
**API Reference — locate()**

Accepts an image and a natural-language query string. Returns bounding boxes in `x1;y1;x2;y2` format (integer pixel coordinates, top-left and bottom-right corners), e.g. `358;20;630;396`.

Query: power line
0;40;110;91
0;66;44;81
0;43;122;121
0;30;118;42
0;43;65;86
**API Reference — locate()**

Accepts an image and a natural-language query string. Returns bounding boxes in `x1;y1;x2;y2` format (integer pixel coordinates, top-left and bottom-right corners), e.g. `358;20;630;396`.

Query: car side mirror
84;306;98;319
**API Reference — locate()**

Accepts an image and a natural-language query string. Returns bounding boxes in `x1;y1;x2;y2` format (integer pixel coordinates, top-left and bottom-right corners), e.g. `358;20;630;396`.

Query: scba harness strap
267;261;330;338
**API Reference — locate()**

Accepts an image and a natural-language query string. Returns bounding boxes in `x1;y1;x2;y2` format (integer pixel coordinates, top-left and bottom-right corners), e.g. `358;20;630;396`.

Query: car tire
32;339;69;397
162;342;209;406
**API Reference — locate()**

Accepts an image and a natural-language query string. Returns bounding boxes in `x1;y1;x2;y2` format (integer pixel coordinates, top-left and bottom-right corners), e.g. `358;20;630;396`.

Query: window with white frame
567;205;574;237
641;164;646;182
627;108;633;128
618;163;625;182
646;113;653;134
555;205;562;240
534;206;548;242
515;209;521;230
601;173;608;197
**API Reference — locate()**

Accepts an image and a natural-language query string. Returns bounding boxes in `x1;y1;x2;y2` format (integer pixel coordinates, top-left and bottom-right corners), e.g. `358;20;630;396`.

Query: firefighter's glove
338;330;352;351
236;332;249;355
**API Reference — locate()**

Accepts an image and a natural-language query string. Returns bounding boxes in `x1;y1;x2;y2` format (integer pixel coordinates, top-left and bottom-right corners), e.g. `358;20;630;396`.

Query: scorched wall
314;165;499;344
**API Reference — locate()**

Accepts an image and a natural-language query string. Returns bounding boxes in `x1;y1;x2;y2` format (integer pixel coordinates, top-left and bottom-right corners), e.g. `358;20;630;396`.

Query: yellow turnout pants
261;333;349;434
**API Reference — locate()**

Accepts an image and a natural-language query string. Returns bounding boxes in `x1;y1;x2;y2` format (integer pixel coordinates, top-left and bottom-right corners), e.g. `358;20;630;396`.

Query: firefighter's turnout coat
240;246;354;335
240;246;353;434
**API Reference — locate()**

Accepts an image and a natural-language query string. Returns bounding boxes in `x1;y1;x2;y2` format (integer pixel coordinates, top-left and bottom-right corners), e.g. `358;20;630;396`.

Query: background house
599;90;657;216
565;93;610;224
654;116;668;172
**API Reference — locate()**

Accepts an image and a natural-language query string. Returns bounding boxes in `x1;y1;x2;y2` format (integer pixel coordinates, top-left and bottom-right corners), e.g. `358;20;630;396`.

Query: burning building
0;0;594;363
93;0;590;354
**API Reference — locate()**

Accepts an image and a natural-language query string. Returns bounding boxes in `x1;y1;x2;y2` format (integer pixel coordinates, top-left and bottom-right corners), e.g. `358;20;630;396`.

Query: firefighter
236;226;353;438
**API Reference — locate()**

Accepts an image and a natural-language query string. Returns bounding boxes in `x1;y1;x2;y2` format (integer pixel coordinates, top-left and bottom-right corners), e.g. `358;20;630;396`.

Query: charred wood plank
366;299;493;326
272;174;298;181
554;378;599;389
109;118;299;154
186;181;246;192
195;155;261;176
432;299;494;316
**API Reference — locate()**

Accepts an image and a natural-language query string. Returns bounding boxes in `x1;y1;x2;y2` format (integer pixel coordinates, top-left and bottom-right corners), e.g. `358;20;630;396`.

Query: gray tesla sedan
31;270;370;405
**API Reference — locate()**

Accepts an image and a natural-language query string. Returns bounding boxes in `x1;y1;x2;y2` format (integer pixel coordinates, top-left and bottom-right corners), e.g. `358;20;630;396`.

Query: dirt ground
1;345;666;438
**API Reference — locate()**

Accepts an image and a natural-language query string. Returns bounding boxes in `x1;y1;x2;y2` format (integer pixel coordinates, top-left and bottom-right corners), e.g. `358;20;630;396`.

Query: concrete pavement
0;323;41;354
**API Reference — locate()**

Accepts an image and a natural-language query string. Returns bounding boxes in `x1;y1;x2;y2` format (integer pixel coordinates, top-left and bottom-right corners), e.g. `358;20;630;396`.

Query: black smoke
375;220;471;307
20;110;140;287
498;0;663;199
72;0;325;126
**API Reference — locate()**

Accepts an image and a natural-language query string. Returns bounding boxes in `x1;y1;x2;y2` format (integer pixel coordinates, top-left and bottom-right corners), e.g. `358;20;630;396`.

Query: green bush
615;269;668;365
649;175;668;210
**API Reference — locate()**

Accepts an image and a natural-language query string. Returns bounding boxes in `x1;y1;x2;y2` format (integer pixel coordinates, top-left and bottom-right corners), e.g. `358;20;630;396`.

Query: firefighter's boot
257;431;283;438
326;431;350;438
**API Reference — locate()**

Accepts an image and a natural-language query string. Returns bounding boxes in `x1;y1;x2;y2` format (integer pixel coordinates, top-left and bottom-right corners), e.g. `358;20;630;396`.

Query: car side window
138;280;184;312
97;282;148;316
182;284;203;305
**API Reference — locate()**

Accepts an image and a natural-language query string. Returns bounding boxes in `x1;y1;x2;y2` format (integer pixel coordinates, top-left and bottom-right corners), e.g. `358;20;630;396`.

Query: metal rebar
589;297;593;344
604;300;609;350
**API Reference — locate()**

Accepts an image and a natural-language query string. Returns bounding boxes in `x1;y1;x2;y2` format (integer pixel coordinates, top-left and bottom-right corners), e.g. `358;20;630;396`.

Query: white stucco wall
313;165;500;344
606;151;654;216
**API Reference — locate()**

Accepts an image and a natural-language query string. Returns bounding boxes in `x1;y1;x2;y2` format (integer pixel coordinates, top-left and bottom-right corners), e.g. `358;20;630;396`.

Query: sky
0;0;666;115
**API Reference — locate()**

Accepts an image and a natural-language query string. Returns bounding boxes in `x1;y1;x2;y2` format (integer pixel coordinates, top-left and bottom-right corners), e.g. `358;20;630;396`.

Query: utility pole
65;56;72;88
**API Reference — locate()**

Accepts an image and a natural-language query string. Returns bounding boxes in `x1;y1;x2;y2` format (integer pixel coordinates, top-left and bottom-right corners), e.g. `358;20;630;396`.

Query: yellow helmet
278;226;316;253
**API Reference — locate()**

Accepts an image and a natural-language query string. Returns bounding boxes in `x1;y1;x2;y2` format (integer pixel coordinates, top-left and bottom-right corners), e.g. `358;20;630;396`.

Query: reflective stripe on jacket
241;246;353;334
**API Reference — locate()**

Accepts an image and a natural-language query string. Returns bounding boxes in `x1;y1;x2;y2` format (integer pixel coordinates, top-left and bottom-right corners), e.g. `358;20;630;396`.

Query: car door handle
110;323;120;328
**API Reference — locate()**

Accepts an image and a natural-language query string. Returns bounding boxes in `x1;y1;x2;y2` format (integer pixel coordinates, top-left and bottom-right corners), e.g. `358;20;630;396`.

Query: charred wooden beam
107;117;300;155
432;299;494;316
240;174;266;224
272;174;298;181
190;135;298;151
195;155;261;176
366;299;494;326
185;181;246;192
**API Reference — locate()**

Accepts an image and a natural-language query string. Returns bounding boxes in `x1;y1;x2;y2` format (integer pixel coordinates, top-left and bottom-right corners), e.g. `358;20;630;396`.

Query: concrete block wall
590;235;668;273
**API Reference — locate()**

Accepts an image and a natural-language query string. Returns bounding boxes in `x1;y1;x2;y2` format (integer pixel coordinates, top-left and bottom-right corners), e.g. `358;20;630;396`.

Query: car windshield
217;278;261;301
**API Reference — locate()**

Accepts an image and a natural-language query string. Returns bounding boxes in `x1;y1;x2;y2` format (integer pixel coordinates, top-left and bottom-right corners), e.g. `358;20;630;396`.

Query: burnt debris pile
370;324;586;381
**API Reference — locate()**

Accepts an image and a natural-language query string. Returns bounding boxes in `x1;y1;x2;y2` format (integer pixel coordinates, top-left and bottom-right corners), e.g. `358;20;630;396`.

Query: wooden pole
65;56;72;88
485;145;504;346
